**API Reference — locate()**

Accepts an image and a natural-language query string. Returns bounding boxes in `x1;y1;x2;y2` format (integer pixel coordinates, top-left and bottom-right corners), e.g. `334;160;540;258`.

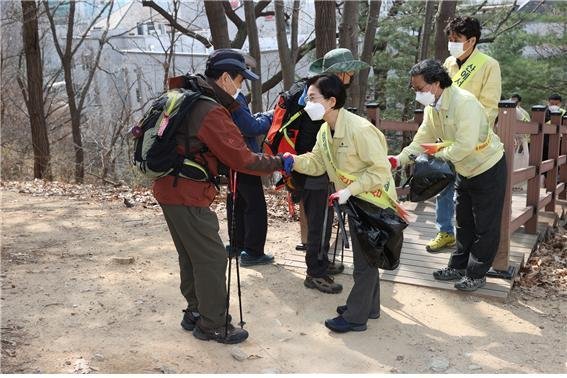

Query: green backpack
131;85;217;184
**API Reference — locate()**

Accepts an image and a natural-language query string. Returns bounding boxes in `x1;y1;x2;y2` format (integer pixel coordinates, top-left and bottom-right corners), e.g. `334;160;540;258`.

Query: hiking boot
454;276;486;292
181;308;200;331
304;275;342;294
239;252;274;267
324;315;367;333
433;267;466;281
426;232;456;252
192;323;248;344
295;243;307;251
327;261;345;275
336;305;380;319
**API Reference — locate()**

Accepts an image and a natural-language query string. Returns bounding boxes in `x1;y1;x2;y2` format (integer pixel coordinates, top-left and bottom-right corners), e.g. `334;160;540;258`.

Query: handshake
279;152;295;175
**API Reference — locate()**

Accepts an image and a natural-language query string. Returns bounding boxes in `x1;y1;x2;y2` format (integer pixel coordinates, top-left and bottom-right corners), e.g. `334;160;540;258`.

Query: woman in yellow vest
389;59;506;292
283;74;402;333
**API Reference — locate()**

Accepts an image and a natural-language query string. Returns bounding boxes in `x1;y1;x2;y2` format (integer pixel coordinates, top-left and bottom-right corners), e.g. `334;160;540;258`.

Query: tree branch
141;0;212;48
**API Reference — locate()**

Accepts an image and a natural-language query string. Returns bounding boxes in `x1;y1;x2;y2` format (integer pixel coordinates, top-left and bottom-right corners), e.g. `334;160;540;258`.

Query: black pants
449;155;507;278
302;176;333;278
226;172;267;257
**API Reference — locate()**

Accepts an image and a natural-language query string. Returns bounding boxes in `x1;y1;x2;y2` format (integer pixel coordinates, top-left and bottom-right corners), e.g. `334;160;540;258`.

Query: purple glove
281;152;294;175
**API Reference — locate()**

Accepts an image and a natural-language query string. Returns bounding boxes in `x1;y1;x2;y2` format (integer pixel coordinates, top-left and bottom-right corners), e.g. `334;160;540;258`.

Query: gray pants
161;204;228;329
342;216;381;324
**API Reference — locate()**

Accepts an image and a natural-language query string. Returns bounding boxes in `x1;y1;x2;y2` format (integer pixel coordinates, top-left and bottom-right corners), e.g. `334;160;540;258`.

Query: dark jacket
153;75;283;207
232;92;272;153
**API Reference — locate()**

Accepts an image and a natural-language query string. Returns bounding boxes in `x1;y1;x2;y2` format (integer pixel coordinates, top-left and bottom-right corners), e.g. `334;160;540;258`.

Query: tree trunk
434;0;457;61
358;0;381;113
338;0;359;108
21;0;51;179
204;1;230;48
243;0;262;113
275;0;294;89
314;1;336;58
418;0;437;61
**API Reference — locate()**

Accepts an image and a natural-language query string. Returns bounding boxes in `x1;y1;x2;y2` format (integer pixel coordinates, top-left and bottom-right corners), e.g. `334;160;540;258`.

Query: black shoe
432;267;465;281
324;315;367;333
192;323;248;344
304;275;342;294
336;305;380;319
327;261;345;275
295;243;307;251
181;309;200;331
240;251;274;267
454;276;486;291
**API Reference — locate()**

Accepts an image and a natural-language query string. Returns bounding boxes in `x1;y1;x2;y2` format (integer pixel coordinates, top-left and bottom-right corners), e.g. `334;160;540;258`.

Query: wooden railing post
525;106;546;233
560;115;567;200
545;111;562;211
413;109;424;125
365;102;379;127
492;100;516;273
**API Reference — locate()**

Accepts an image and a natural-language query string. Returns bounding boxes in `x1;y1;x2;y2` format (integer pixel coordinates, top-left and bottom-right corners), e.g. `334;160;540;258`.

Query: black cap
206;48;259;80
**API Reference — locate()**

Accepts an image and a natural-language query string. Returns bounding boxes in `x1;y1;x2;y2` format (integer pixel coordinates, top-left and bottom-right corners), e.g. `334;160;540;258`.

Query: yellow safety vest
320;125;409;222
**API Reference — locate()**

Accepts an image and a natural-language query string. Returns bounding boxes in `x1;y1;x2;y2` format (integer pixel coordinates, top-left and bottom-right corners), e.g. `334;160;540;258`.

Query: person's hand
387;155;400;170
420;141;451;155
281;152;294;175
329;188;352;205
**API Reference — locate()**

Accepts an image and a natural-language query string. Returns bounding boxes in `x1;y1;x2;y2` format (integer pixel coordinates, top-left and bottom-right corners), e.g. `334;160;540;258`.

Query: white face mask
549;105;560;112
304;101;327;121
415;91;436;107
448;41;465;58
227;75;241;99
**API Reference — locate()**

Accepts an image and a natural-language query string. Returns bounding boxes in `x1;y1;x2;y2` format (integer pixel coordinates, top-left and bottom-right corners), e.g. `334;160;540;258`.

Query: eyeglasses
305;95;324;103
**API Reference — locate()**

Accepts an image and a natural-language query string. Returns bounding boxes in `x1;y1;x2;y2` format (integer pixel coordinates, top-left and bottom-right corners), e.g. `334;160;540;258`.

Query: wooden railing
365;101;567;276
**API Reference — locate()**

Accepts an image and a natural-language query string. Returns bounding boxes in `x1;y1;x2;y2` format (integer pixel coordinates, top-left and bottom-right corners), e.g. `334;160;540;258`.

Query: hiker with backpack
208;49;276;267
282;74;404;333
268;48;368;294
151;50;293;344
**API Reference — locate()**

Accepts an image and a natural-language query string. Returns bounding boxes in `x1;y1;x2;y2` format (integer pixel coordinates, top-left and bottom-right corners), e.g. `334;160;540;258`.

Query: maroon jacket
153;76;282;207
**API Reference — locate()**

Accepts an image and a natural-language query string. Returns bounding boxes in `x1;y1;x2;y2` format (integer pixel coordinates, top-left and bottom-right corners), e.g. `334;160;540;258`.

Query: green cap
308;48;370;76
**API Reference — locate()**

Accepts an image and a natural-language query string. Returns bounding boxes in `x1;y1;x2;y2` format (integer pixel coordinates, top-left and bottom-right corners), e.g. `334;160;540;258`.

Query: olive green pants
161;204;228;329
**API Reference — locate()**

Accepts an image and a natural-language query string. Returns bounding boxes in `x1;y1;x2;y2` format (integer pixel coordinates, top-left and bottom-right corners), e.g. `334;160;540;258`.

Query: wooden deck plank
280;194;558;301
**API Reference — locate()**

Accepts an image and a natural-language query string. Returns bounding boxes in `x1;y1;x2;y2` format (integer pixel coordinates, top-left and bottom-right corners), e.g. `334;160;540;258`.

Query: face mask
415;91;436;107
448;41;465;58
549;105;560;112
304;101;327;121
226;75;241;99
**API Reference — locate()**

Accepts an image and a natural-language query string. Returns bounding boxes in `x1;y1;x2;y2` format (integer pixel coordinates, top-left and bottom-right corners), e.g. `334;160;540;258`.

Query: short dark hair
511;94;522;102
306;74;346;109
409;59;453;89
549;93;562;101
445;16;481;46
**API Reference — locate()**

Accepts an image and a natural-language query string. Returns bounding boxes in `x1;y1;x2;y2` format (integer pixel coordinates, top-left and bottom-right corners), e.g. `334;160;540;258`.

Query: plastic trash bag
405;154;456;202
345;197;408;270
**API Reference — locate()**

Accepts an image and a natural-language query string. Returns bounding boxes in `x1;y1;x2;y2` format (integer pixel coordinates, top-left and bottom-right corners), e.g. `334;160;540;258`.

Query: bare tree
275;0;300;89
357;0;381;113
20;0;51;179
43;0;114;183
204;1;230;48
434;0;457;61
419;0;437;61
314;1;336;58
243;0;262;113
338;0;359;107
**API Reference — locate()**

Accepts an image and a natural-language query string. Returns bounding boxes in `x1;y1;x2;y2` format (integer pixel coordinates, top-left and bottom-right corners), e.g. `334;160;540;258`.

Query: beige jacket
398;85;504;178
444;48;501;126
293;108;397;201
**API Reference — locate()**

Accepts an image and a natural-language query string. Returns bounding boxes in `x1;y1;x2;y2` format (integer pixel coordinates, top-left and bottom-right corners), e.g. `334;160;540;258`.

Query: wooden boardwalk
280;190;561;301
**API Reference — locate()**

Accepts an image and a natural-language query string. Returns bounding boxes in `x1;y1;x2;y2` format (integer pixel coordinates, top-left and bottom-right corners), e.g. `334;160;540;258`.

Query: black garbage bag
405;154;456;202
344;197;408;270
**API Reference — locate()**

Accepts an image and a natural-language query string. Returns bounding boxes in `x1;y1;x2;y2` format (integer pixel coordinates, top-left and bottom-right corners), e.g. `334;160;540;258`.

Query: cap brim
241;68;259;81
308;57;325;76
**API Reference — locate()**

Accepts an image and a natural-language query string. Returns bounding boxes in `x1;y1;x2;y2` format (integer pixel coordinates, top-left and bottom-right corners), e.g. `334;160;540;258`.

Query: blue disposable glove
281;152;294;175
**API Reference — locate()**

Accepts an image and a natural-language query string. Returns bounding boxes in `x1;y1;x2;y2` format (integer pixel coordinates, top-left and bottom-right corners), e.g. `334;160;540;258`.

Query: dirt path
1;187;566;373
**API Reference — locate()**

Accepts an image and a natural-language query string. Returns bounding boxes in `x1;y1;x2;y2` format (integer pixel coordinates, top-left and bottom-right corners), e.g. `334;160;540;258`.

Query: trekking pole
230;170;245;328
225;172;235;337
332;220;340;265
